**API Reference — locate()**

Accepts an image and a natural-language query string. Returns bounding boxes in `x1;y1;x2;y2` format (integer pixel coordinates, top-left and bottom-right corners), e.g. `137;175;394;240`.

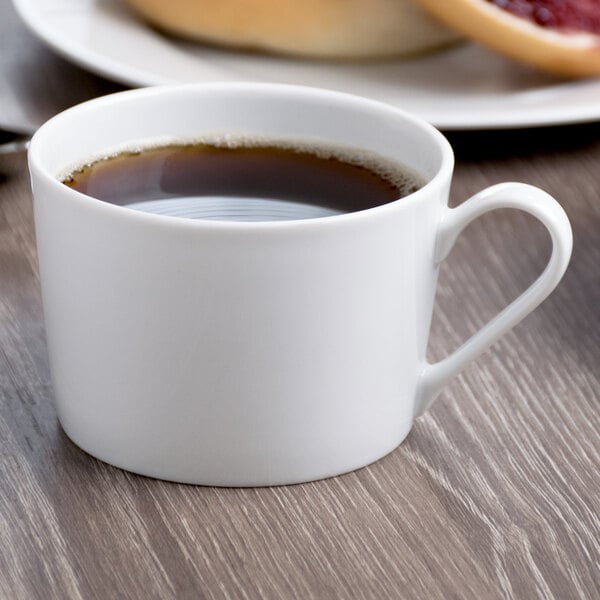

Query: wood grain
1;124;599;598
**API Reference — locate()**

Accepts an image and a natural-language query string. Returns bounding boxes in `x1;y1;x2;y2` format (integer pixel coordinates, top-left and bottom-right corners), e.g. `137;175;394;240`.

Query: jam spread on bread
489;0;600;33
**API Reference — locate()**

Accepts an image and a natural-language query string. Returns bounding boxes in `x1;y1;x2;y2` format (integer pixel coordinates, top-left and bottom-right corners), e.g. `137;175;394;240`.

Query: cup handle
415;182;573;417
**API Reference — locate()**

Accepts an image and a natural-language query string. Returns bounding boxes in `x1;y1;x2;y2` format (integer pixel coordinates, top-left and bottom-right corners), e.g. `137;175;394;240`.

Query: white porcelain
14;0;600;130
28;83;572;486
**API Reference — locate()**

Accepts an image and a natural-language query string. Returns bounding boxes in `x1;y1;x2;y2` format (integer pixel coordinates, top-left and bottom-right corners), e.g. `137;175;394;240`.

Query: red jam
488;0;600;34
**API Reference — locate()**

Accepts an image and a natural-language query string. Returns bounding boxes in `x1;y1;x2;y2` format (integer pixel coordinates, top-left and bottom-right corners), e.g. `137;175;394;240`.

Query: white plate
13;0;600;129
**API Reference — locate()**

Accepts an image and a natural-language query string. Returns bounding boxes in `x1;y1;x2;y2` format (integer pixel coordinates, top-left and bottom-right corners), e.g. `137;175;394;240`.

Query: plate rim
13;0;600;130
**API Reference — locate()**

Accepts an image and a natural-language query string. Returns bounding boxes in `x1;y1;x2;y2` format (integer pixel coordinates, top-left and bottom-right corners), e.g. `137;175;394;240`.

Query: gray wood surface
0;0;124;134
1;126;599;600
1;9;599;598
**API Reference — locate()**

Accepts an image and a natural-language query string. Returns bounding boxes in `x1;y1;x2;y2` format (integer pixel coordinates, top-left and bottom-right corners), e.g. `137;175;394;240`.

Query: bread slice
124;0;460;59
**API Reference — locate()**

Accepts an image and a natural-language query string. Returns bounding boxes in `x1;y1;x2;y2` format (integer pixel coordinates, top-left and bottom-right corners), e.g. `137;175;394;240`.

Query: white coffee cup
28;83;572;486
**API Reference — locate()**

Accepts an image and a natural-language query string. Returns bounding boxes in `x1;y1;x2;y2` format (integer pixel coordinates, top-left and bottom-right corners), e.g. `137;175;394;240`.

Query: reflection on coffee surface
62;140;423;222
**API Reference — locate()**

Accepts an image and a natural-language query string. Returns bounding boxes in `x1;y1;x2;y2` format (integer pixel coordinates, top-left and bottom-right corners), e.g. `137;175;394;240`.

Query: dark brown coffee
62;141;423;222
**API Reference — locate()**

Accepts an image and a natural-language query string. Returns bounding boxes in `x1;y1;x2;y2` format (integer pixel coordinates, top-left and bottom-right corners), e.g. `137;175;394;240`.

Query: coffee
62;140;423;222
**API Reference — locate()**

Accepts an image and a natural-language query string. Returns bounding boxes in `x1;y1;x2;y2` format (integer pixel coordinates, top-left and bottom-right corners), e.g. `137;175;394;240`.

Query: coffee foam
59;134;425;196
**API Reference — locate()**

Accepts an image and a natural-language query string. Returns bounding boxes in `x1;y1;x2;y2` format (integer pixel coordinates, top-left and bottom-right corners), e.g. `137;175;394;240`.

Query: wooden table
1;28;599;600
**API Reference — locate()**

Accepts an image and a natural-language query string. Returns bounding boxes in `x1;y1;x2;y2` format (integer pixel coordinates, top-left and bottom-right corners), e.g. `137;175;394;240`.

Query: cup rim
28;82;455;230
